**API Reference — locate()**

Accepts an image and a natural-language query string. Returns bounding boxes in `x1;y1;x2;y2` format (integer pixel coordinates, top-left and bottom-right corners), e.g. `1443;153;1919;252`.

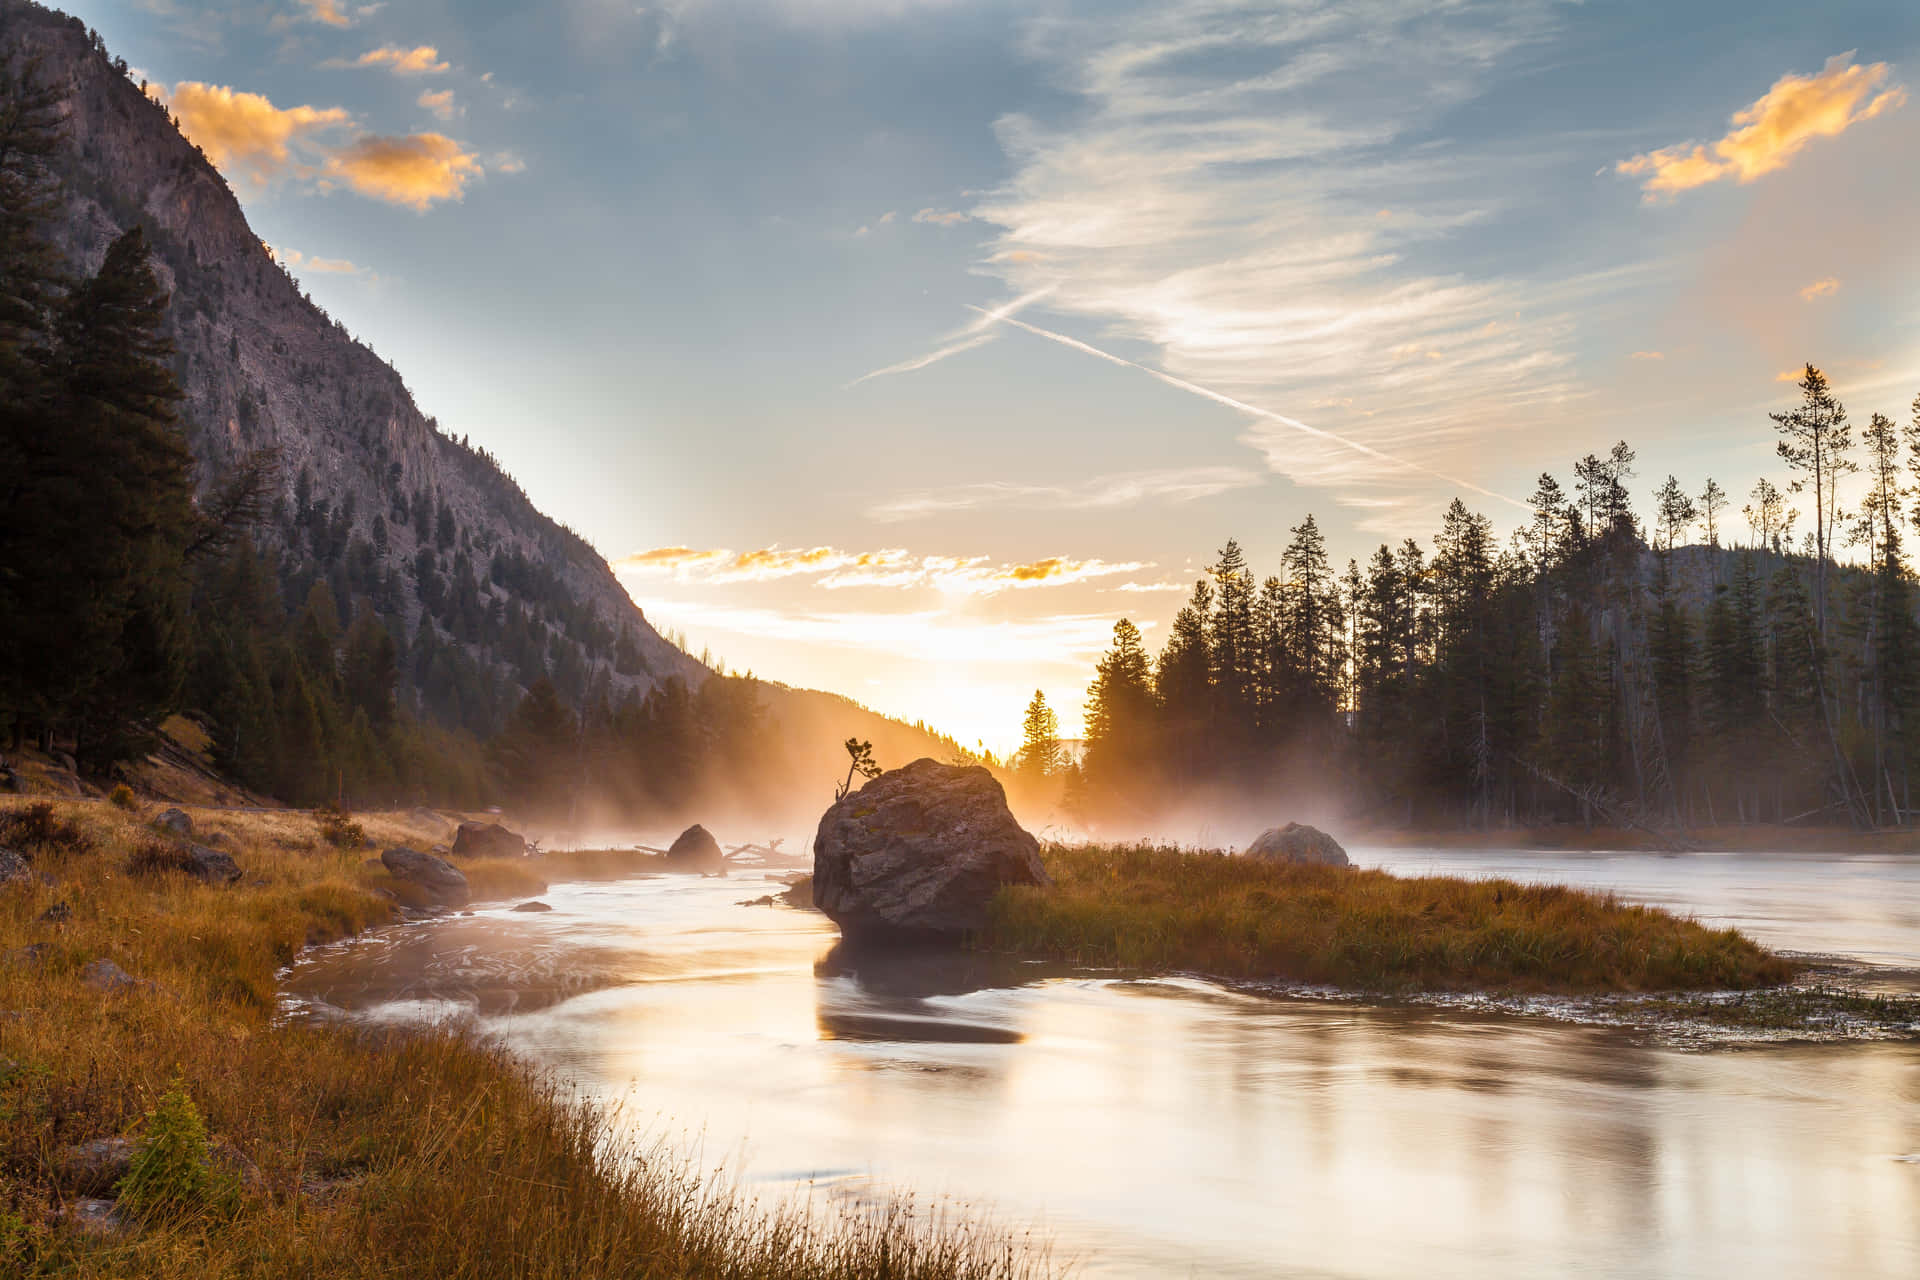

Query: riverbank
0;798;1042;1277
1351;822;1920;854
982;844;1797;994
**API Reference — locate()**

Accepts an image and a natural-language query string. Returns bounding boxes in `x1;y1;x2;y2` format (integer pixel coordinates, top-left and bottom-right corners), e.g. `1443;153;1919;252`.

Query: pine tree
1155;579;1212;778
1018;690;1061;779
1206;539;1257;739
1084;619;1156;792
1771;364;1853;639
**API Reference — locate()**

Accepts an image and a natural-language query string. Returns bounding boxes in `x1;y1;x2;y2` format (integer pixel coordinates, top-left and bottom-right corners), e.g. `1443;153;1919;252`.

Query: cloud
417;89;460;121
1630;350;1664;360
871;465;1262;521
155;81;350;184
970;0;1585;525
853;210;897;237
845;333;994;386
296;0;350;25
1799;276;1840;301
615;545;1145;595
1618;54;1905;198
346;45;451;75
322;133;483;209
913;208;971;226
847;286;1051;386
1112;580;1189;593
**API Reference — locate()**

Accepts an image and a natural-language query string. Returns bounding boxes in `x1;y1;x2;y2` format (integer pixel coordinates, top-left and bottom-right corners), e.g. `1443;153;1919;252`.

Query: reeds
983;843;1796;993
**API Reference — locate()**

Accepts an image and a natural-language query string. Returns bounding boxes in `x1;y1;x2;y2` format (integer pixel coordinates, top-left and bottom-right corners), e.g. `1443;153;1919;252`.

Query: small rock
510;900;552;912
451;821;526;859
0;846;30;887
6;942;48;969
64;1197;129;1238
38;901;71;924
182;843;242;886
153;807;193;838
666;823;724;871
57;1136;133;1195
1244;823;1350;868
82;958;139;992
380;847;471;907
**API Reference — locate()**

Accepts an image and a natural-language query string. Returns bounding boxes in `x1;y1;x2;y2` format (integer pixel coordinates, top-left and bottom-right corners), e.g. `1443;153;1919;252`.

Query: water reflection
282;855;1920;1279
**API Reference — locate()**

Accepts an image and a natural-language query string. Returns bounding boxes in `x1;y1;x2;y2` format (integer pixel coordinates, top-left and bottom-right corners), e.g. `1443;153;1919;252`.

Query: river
283;846;1920;1278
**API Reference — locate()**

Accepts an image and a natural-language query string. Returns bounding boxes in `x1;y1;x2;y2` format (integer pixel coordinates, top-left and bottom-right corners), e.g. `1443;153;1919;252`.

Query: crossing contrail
968;306;1527;512
846;287;1055;388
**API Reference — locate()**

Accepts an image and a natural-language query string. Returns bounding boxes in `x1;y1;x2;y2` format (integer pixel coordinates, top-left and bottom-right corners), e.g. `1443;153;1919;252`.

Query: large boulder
451;821;526;859
812;758;1049;942
380;847;471;907
181;843;242;886
665;823;724;871
1245;823;1350;868
153;807;192;838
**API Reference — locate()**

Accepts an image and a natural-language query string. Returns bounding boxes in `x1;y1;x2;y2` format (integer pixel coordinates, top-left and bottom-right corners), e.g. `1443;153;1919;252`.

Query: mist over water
284;845;1920;1278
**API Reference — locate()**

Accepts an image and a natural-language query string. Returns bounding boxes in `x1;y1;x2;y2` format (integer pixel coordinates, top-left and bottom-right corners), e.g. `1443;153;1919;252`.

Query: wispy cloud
295;0;350;26
871;464;1261;522
1799;276;1841;301
970;0;1579;523
275;247;370;278
913;207;971;226
343;45;451;75
1618;54;1904;198
847;286;1052;387
616;545;1146;595
853;210;897;236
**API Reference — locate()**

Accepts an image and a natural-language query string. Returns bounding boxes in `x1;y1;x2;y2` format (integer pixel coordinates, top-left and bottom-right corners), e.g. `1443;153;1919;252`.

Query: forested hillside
1071;369;1920;836
0;5;976;815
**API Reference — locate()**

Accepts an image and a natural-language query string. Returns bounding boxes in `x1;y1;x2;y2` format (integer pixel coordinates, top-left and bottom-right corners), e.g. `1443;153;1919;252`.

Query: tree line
1069;366;1920;834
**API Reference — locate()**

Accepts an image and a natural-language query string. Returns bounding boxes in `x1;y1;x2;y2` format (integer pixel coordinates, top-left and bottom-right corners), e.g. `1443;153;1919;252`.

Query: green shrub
116;1076;236;1220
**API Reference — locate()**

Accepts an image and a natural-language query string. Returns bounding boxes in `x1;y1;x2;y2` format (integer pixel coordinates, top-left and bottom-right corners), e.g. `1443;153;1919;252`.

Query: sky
79;0;1920;754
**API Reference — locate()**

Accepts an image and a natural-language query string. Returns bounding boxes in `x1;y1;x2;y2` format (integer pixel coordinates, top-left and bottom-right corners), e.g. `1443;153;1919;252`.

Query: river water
283;846;1920;1278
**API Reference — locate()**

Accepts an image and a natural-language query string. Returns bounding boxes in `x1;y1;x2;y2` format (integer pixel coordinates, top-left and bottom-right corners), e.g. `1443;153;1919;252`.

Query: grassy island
0;799;1038;1278
984;844;1798;993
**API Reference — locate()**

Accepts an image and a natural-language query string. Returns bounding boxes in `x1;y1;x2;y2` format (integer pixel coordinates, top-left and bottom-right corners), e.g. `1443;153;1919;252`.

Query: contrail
846;287;1056;388
969;306;1527;512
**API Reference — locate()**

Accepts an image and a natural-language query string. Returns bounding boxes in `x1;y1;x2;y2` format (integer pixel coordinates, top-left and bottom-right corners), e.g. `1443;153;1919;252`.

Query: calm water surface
284;847;1920;1278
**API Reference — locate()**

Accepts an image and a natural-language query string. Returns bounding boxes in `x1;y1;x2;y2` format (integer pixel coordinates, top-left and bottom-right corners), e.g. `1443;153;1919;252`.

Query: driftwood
1513;755;1701;852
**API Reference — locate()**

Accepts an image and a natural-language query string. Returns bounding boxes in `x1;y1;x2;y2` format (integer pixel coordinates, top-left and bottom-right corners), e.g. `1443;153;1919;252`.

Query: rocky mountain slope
3;0;704;736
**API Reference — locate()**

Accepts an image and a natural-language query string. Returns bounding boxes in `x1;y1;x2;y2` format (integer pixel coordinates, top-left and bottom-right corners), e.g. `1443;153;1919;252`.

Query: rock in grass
153;807;193;838
64;1197;129;1238
812;758;1049;942
666;823;724;871
57;1136;133;1195
82;958;140;992
1245;823;1350;868
183;843;243;885
451;821;525;859
380;847;470;907
0;846;29;887
38;900;71;924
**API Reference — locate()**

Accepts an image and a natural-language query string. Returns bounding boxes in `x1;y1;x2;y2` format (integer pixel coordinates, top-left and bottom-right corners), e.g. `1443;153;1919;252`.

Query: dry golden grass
984;844;1798;994
0;798;1046;1278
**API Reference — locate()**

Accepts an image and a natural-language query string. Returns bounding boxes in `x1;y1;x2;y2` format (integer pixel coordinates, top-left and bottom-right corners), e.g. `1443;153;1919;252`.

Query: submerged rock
1245;823;1350;868
511;900;552;912
451;821;526;859
153;807;192;838
666;823;724;871
380;847;471;907
812;758;1048;942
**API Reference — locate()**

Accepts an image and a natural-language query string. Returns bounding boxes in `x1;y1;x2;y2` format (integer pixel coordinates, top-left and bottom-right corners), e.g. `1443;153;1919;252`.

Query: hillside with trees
1067;367;1920;838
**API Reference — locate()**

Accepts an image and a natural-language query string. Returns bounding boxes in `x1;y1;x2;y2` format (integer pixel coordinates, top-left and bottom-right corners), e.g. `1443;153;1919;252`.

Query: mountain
3;0;701;740
1;1;989;804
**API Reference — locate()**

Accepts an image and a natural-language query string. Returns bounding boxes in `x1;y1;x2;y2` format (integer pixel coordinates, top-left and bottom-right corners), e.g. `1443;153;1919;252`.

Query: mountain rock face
2;2;704;735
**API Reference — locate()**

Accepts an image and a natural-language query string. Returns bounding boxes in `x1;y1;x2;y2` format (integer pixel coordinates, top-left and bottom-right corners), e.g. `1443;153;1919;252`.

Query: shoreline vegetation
0;797;1044;1277
983;845;1796;994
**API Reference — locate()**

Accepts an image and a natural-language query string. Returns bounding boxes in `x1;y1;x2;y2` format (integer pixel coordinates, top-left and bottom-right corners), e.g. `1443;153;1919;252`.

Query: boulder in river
380;847;471;907
451;821;526;859
666;823;724;871
812;758;1049;942
1245;823;1349;868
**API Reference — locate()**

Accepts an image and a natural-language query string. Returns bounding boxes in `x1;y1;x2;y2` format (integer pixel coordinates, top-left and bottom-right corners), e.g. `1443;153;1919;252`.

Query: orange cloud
1619;53;1905;198
322;133;482;210
615;547;731;573
615;545;1144;594
1799;276;1840;301
157;81;350;184
1630;350;1664;360
353;46;450;75
417;89;459;121
297;0;350;26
